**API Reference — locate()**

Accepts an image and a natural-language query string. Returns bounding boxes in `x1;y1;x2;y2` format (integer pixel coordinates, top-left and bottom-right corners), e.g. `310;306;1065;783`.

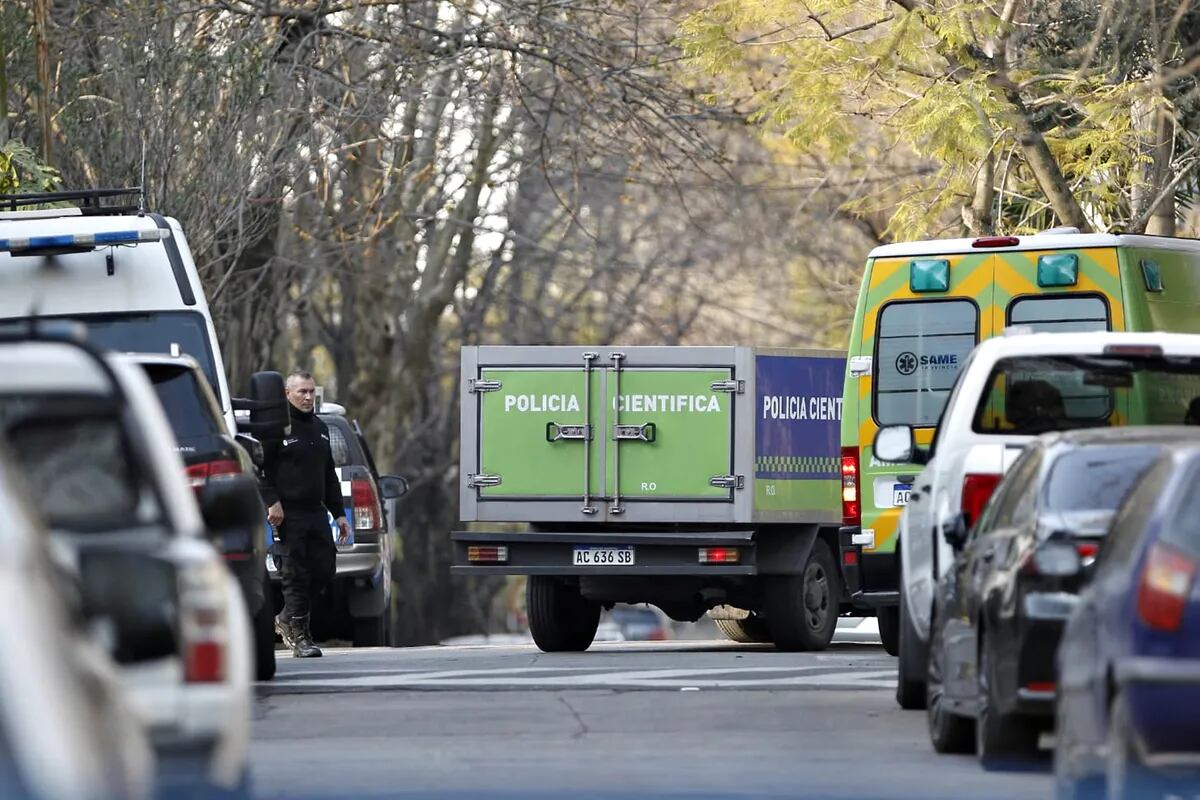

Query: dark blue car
1055;440;1200;800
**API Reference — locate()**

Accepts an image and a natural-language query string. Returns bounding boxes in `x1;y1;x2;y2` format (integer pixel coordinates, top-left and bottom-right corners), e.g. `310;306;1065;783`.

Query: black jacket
260;407;345;519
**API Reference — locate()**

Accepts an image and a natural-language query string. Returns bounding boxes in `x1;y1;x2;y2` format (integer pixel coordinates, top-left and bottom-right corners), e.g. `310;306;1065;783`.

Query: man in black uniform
261;369;352;658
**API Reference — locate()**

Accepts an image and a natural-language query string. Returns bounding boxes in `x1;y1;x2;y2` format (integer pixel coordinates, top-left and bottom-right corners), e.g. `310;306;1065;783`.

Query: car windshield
7;311;220;395
0;395;158;530
1043;445;1160;519
973;354;1200;435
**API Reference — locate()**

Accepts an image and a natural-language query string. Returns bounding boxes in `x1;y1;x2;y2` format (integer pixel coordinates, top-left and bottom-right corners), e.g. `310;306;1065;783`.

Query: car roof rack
0;187;145;215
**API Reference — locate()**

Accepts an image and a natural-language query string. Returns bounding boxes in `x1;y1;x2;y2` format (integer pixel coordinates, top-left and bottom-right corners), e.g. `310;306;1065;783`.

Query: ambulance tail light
842;447;861;526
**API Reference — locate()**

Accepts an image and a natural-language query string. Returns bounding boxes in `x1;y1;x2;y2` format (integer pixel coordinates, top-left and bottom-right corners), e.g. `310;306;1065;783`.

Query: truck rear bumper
451;530;757;576
839;526;898;608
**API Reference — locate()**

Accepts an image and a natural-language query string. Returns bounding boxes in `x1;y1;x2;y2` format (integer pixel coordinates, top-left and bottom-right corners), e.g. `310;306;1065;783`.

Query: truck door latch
467;473;502;488
546;422;592;442
710;380;744;394
468;379;502;393
613;423;656;442
710;474;744;490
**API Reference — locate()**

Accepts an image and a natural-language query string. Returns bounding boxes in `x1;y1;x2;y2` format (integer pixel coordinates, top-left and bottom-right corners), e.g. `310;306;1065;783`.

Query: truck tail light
467;545;508;563
961;473;1001;528
185;459;242;490
179;562;227;684
351;478;382;531
842;446;860;526
1137;543;1197;633
699;547;740;564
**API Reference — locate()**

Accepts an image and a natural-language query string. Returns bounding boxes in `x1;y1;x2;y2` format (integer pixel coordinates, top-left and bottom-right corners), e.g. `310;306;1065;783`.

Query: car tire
926;613;974;753
878;605;900;657
253;573;276;681
896;585;927;710
977;631;1039;770
527;576;601;652
766;539;841;652
714;615;772;644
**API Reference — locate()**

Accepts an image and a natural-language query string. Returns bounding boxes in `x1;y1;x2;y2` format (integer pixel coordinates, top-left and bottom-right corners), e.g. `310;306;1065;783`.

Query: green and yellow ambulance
836;229;1200;652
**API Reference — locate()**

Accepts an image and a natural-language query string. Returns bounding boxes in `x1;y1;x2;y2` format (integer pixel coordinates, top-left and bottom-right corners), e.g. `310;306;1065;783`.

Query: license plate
573;547;635;566
893;484;912;506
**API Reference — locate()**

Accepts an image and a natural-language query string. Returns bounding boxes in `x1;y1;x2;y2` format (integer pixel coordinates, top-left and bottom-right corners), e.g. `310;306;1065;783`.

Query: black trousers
278;508;337;619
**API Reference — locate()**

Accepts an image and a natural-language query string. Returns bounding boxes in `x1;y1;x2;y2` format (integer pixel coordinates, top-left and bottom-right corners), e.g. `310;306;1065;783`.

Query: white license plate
893;484;912;506
573;547;635;566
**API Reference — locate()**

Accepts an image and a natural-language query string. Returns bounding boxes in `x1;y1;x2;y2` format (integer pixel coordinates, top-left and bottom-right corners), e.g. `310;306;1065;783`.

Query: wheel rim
803;561;830;631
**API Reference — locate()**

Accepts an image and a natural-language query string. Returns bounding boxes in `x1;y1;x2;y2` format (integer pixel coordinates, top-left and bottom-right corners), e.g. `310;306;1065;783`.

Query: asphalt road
250;623;1051;800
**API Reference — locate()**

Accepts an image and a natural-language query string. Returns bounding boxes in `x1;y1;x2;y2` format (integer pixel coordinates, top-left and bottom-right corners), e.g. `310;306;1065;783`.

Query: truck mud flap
451;530;756;576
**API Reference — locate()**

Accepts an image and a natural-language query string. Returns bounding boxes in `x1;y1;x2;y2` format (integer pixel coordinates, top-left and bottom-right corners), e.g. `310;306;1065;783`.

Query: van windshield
10;311;220;394
973;354;1200;435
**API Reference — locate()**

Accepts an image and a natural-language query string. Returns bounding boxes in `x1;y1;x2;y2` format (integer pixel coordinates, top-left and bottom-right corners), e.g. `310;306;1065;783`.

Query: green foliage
681;0;1190;239
0;140;60;194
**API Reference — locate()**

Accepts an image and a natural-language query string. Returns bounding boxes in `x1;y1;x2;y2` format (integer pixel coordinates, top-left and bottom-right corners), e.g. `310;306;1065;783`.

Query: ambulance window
1008;295;1109;333
874;299;978;427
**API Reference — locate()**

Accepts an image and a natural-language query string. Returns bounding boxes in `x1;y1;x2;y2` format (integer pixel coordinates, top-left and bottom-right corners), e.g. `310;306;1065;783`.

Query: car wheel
926;614;973;753
878;605;900;657
896;586;927;710
976;631;1039;770
527;576;601;652
766;539;841;652
253;572;277;681
714;614;772;644
1054;692;1105;800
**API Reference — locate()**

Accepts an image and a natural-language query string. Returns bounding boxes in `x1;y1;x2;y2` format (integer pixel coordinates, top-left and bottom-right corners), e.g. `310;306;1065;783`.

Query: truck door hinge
848;356;873;378
467;473;502;488
468;379;502;393
710;474;744;490
710;380;745;394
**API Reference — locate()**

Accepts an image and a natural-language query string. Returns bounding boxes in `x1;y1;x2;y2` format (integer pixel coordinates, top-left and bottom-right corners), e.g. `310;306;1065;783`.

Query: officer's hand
336;517;352;545
267;502;284;527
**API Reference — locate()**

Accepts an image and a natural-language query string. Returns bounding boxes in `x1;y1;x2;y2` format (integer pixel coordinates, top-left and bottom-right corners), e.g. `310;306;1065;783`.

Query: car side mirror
943;513;969;552
379;475;409;500
875;425;922;464
235;433;263;467
232;371;288;438
197;473;263;532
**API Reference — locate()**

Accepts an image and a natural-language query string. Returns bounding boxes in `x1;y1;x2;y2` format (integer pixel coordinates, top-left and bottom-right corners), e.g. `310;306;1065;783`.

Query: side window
875;299;978;427
328;424;352;467
1100;459;1170;572
980;449;1041;535
1163;461;1200;557
1007;294;1109;333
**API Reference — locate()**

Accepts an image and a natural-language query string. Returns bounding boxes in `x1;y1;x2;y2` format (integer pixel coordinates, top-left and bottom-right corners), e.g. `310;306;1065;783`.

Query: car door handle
982;549;995;563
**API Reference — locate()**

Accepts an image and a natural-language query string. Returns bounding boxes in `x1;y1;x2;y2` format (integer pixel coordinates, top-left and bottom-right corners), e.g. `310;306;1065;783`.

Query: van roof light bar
0;187;145;215
0;228;170;255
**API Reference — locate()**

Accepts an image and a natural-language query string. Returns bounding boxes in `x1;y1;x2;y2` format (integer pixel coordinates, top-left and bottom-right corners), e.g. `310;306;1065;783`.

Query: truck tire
765;539;840;652
896;585;926;710
878;605;900;656
714;615;772;644
253;587;276;681
527;576;601;652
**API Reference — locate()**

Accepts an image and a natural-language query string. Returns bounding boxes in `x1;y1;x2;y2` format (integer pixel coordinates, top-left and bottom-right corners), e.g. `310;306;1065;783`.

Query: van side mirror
943;513;969;552
232;371;288;438
875;425;928;464
198;474;263;532
379;475;409;500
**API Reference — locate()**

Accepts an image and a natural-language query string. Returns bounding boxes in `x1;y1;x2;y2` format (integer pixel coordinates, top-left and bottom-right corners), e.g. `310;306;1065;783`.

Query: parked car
128;352;277;680
0;441;153;800
265;401;408;647
924;428;1174;769
1055;440;1200;799
867;331;1200;709
609;605;671;641
0;326;263;796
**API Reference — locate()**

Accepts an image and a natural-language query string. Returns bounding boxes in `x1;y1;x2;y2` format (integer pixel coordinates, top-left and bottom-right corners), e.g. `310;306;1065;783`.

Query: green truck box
453;346;852;652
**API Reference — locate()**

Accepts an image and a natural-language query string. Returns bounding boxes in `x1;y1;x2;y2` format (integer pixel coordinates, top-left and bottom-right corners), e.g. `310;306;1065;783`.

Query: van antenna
138;139;147;215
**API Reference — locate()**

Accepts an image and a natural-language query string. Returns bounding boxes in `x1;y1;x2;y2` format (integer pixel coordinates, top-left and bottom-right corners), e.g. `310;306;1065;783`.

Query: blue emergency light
0;228;170;254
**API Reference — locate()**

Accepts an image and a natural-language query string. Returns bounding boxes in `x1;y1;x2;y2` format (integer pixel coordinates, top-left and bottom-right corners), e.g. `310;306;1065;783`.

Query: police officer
261;369;352;658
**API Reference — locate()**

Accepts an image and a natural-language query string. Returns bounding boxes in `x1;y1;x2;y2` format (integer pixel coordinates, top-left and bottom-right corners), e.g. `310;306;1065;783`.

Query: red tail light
841;446;860;526
351;478;382;531
1137;543;1197;633
185;459;242;491
972;236;1020;248
184;641;224;683
961;473;1002;528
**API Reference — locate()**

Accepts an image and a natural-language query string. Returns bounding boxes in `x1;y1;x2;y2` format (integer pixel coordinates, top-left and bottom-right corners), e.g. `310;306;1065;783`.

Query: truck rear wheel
765;539;840;652
527;576;601;652
714;615;772;644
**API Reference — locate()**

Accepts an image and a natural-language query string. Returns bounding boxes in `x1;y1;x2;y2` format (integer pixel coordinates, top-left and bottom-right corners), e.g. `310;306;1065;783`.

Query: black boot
291;615;322;658
275;613;297;649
